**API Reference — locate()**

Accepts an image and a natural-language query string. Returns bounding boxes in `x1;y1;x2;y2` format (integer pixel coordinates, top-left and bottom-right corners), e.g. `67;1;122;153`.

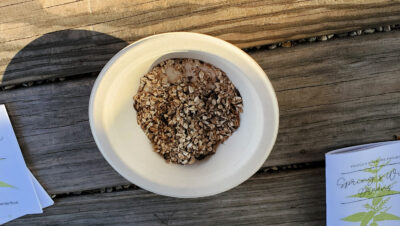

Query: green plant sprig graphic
0;157;14;188
342;158;400;226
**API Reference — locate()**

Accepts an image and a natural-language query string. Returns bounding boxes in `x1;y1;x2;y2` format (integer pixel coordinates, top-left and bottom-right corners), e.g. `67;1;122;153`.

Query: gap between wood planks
10;165;327;225
48;130;400;198
52;161;326;199
1;24;399;91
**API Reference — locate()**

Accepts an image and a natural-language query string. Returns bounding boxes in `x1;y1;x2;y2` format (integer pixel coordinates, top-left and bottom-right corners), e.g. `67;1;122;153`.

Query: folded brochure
0;104;53;224
326;141;400;226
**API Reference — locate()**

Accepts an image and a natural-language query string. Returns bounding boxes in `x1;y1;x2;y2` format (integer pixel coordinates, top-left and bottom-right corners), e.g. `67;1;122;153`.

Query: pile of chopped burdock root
133;59;243;165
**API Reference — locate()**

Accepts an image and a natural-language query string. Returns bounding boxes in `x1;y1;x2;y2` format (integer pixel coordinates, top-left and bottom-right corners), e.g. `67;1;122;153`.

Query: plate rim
89;32;279;198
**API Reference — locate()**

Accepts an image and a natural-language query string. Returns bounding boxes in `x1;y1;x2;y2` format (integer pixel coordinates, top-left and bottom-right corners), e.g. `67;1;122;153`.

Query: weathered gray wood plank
0;31;399;194
1;0;400;87
259;31;400;166
9;167;326;226
2;77;128;193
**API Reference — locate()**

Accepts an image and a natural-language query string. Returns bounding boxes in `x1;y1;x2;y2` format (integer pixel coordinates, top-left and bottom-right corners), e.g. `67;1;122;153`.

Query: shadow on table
2;29;128;85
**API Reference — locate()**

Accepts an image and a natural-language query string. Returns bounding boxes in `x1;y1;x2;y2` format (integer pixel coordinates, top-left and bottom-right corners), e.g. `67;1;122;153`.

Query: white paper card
0;173;54;225
0;105;53;224
29;171;54;209
326;141;400;226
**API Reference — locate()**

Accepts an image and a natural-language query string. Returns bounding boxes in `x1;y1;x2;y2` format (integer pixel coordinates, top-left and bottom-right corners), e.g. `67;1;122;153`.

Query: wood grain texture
1;0;400;86
1;77;128;193
258;31;400;167
0;31;398;194
9;168;326;226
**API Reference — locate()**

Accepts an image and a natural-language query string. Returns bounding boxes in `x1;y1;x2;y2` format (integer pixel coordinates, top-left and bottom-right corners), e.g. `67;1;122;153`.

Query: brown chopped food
133;59;243;165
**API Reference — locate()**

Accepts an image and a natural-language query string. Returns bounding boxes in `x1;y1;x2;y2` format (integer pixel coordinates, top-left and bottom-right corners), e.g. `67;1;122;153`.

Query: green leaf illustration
350;189;400;199
377;160;390;171
370;222;378;226
376;190;400;197
374;212;400;221
360;211;375;226
372;197;382;206
0;181;14;188
363;203;372;210
342;212;367;222
0;158;14;188
350;192;374;199
378;198;389;210
364;168;378;174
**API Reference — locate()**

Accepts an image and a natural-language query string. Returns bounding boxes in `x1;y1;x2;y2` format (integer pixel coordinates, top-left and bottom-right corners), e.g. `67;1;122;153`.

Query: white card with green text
326;141;400;226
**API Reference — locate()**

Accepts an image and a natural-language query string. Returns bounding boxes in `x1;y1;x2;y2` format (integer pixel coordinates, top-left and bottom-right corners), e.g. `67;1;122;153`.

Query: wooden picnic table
1;0;400;225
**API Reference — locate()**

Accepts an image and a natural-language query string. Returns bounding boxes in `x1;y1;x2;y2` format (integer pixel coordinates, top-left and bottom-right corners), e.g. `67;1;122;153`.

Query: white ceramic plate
89;32;279;198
